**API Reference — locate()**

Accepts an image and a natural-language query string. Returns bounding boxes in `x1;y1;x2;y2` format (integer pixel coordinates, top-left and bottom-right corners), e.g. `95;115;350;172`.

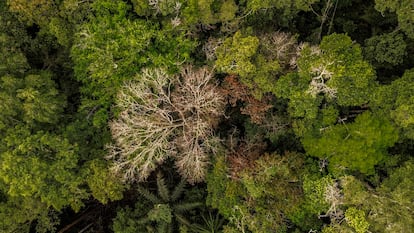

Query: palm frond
148;204;172;223
167;223;174;233
173;202;202;213
175;213;191;226
137;185;162;204
171;178;186;202
187;211;225;233
156;221;168;233
137;216;152;225
157;172;170;202
200;211;225;232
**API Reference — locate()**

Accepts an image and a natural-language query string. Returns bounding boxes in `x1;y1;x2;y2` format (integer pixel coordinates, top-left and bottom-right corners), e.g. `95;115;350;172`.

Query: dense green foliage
302;111;398;175
0;0;413;232
207;152;305;232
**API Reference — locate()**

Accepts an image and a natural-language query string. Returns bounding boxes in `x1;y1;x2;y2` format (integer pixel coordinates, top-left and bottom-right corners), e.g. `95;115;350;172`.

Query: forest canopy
0;0;413;232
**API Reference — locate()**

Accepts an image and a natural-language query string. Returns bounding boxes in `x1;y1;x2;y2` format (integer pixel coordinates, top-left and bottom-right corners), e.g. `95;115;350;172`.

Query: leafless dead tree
107;66;224;183
260;31;299;69
107;69;179;181
172;66;225;183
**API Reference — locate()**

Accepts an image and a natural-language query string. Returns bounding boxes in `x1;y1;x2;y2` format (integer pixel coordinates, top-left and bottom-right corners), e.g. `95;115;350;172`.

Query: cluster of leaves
207;152;305;232
215;31;299;98
374;0;414;39
71;0;196;127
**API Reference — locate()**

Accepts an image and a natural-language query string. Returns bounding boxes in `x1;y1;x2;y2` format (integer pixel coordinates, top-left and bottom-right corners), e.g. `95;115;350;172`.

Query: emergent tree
108;66;224;183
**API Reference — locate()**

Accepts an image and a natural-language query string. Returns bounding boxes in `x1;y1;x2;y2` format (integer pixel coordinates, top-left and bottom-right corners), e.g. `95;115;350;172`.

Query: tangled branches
107;66;224;184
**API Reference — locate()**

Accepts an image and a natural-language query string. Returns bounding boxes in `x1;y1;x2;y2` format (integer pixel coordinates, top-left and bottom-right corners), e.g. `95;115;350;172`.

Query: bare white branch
107;68;179;182
260;31;300;69
318;181;344;222
306;63;337;98
107;66;224;183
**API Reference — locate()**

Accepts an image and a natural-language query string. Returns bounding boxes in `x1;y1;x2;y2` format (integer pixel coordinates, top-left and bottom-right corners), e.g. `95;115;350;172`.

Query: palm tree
113;172;202;233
